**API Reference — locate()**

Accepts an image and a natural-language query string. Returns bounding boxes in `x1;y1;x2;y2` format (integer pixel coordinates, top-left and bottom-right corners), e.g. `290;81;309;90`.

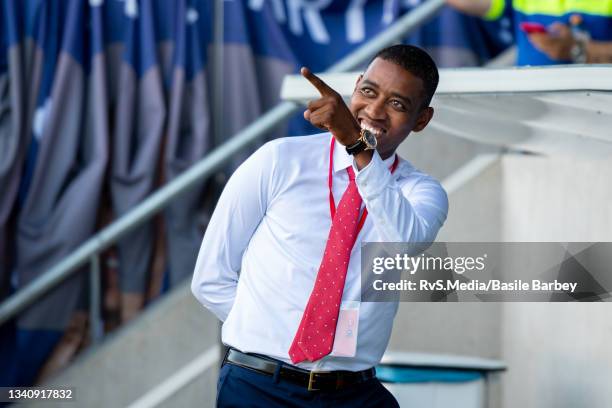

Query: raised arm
299;62;448;246
355;153;448;246
587;41;612;63
527;22;612;63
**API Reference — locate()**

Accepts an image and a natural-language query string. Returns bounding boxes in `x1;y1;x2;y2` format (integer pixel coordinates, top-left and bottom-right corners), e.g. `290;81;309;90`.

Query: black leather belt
223;348;376;392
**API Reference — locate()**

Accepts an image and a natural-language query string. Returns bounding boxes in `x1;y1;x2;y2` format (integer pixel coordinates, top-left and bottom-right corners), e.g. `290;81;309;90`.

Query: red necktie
288;166;362;364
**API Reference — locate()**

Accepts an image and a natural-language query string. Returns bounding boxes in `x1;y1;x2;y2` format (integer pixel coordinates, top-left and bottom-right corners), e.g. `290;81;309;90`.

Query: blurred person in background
447;0;612;64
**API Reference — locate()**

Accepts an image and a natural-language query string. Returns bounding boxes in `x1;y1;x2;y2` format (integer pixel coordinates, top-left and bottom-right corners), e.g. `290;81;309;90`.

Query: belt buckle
307;371;319;391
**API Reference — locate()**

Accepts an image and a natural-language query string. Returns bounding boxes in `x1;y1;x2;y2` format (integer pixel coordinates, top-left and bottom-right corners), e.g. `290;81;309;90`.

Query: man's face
349;57;433;159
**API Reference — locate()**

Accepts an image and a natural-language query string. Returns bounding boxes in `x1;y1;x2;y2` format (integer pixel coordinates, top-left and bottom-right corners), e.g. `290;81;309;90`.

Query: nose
364;98;386;121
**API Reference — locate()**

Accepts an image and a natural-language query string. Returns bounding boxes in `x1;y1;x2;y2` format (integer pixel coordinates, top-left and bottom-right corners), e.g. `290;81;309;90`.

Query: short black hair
372;44;439;109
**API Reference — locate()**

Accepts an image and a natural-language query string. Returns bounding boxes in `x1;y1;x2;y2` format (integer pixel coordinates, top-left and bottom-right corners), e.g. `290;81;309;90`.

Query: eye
390;99;406;111
360;87;375;97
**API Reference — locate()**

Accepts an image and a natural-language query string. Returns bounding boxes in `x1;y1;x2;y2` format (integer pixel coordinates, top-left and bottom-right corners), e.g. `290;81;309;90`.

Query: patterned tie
289;166;362;364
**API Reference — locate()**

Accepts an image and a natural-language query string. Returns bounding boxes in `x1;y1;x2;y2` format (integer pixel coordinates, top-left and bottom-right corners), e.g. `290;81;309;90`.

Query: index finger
301;67;335;96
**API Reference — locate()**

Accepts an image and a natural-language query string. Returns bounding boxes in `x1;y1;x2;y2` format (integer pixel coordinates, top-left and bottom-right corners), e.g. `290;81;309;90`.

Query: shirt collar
332;137;397;173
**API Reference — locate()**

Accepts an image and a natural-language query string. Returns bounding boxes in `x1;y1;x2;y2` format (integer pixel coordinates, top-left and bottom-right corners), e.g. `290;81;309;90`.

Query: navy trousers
216;362;400;407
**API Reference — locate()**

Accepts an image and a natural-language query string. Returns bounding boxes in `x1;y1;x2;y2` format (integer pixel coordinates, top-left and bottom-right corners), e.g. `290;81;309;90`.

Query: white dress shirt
191;133;448;371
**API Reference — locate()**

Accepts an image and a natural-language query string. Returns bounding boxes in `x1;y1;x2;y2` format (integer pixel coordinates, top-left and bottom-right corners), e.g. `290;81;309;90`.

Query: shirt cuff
352;150;393;200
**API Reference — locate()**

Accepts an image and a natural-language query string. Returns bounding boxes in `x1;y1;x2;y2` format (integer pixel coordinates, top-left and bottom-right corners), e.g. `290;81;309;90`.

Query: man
447;0;612;65
191;45;448;407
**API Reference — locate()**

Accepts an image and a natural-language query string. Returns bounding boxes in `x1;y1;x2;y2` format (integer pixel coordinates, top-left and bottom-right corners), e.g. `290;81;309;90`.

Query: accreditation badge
330;301;360;357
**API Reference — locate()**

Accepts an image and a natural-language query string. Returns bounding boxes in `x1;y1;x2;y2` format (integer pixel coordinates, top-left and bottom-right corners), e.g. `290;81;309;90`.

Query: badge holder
330;301;360;357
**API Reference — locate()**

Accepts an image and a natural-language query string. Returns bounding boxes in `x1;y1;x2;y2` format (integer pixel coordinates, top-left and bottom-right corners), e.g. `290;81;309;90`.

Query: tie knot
346;166;355;181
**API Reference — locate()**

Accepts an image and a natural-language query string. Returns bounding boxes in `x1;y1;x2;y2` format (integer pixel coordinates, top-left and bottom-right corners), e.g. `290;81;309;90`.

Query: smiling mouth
359;120;386;137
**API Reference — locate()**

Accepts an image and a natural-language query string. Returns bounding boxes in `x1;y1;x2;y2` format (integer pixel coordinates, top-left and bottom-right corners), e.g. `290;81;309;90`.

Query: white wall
391;138;612;408
500;155;612;408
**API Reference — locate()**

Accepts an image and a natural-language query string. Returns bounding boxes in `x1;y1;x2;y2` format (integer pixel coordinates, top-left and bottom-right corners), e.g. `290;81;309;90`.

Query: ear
412;107;434;133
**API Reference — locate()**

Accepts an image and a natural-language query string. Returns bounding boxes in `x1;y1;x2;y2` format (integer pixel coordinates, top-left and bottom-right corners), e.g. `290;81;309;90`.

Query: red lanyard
328;137;399;234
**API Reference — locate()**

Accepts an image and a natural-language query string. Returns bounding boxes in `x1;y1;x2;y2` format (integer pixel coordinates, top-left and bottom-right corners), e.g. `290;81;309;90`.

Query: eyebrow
360;79;413;107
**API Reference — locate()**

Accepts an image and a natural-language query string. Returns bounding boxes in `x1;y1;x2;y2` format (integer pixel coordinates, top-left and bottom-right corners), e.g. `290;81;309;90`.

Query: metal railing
0;0;446;341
